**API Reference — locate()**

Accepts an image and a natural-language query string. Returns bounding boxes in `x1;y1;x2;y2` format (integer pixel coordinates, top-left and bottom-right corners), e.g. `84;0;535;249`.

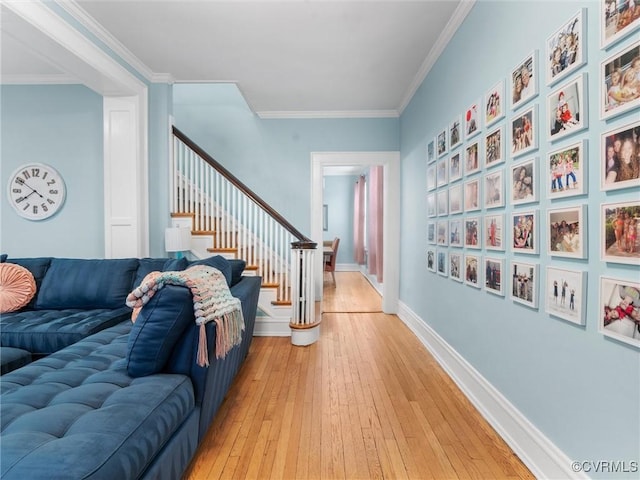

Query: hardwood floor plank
184;272;534;480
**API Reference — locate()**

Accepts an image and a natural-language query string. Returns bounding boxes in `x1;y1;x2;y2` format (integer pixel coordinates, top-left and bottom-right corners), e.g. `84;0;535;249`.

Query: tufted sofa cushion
0;323;196;480
0;308;132;355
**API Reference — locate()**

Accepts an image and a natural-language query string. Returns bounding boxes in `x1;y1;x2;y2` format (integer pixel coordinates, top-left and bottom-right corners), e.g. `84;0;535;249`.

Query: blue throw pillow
228;259;246;286
0;254;7;263
133;257;188;287
189;255;232;286
126;284;194;377
7;257;52;309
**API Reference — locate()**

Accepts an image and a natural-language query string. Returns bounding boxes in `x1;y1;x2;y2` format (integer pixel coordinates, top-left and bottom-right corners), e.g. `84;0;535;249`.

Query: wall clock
7;163;66;221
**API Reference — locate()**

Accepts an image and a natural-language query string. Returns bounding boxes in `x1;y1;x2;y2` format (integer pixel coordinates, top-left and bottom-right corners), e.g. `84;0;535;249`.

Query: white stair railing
171;127;318;335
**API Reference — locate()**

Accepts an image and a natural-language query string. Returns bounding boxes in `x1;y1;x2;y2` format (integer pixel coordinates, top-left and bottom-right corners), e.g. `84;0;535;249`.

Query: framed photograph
599;276;640;348
437;249;448;277
427;138;436;164
464;216;481;249
484;125;504;169
464;253;481;288
450;218;463;247
601;41;640;120
546;8;587;86
465;99;482;140
427;221;436;245
547;140;587;199
437;219;449;246
427;249;436;273
427;192;436;217
601;200;640;265
450;116;462;151
449;183;463;215
437;158;448;187
601;120;640;191
437;129;448;157
465;141;481;176
449;152;462;183
548;73;588;142
484;169;504;209
511;105;538;159
546;267;587;325
601;0;640;49
450;252;463;282
511;50;538;110
510;261;538;309
464;178;481;212
512;210;538;255
485;79;505;127
484;213;505;251
427;164;436;191
484;257;504;297
437;189;449;217
510;157;538;206
547;205;587;259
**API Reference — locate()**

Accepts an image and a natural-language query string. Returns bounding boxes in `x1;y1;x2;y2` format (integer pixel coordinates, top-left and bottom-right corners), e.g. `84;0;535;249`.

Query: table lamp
165;226;191;259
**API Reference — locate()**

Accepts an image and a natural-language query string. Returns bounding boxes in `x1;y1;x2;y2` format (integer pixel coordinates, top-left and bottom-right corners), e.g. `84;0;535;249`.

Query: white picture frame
601;200;640;266
464;253;481;288
484;79;505;128
511;50;539;110
450;115;462;151
427;192;436;217
449;151;462;183
601;0;640;49
510;261;539;309
484;213;505;251
511;104;538;159
484;125;504;169
600;41;640;121
427;249;436;273
465;98;482;140
427;221;436;245
437;189;449;217
449;183;463;215
450;218;463;247
464;216;481;249
510;157;538;206
437;129;448;157
546;8;587;86
437;157;448;187
437;249;448;277
464;178;481;212
545;267;587;326
547;140;588;199
437;219;449;246
427;138;436;164
465;141;481;176
547;205;587;259
601;119;640;192
512;209;538;255
427;164;436;191
599;276;640;349
484;256;505;297
484;168;504;209
547;73;588;143
450;251;464;282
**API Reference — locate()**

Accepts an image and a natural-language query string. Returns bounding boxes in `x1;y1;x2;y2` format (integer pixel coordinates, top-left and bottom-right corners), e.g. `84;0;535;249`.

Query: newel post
289;240;320;346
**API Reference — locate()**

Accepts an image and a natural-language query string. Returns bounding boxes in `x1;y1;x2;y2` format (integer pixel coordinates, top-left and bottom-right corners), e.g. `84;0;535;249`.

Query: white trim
397;301;588;480
398;0;475;114
335;263;359;272
311;152;400;314
257;110;399;119
253;316;292;337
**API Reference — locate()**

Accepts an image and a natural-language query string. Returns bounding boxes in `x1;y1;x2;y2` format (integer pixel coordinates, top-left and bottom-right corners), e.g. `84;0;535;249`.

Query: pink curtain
368;166;384;283
353;176;365;264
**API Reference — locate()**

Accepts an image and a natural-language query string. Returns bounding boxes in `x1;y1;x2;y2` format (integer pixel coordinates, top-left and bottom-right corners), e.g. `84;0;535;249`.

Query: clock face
7;163;66;221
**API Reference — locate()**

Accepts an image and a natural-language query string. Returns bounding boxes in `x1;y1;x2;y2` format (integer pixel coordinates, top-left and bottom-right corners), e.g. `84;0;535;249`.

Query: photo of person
599;276;640;348
449;184;462;214
485;126;504;168
427;221;436;244
511;106;537;158
437;158;448;187
450;218;463;247
464;178;480;212
427;139;435;164
464;254;480;288
546;9;585;85
485;79;505;127
450;116;462;150
601;42;640;120
437;220;448;246
546;267;586;325
602;0;640;48
465;217;480;249
548;206;586;259
511;52;538;110
450;152;462;182
437;129;447;157
437;250;448;277
484;170;504;209
548;74;587;141
427;249;436;272
601;201;640;265
484;257;504;296
548;140;586;199
465;142;480;175
450;252;463;282
601;120;640;191
511;261;538;308
512;211;537;254
484;214;504;251
511;158;536;205
465;100;481;140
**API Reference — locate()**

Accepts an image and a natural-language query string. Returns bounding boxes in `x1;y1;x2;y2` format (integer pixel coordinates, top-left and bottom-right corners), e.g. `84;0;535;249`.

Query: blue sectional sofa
0;255;261;479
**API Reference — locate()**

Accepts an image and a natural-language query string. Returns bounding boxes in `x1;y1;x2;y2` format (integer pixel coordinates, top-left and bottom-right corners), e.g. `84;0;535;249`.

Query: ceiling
1;0;472;118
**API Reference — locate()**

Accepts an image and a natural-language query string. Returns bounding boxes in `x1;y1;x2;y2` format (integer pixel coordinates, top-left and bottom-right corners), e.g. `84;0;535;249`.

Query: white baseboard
336;263;360;271
253;316;291;337
397;301;587;480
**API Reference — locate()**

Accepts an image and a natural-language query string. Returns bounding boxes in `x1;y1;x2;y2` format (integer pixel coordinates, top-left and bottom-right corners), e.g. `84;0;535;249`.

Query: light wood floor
184;272;533;479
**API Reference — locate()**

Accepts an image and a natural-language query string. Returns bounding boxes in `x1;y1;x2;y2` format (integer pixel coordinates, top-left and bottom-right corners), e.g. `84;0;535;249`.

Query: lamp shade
165;226;191;253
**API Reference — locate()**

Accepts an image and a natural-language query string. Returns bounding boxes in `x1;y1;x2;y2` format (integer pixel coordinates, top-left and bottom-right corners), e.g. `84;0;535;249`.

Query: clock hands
18;181;44;199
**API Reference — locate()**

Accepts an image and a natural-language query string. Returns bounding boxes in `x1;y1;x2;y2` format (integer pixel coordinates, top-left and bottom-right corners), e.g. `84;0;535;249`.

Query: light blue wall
1;85;104;257
323;174;357;264
400;0;639;473
173;84;399;236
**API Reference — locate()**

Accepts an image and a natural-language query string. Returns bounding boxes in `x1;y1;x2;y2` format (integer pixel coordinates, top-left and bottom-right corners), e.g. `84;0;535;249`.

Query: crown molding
398;0;476;114
257;109;399;120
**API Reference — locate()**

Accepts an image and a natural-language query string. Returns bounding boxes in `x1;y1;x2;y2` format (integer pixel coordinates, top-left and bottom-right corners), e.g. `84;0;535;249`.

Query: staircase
170;127;319;343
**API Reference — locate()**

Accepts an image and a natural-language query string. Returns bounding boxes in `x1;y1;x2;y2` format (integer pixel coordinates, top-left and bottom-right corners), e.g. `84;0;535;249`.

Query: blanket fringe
197;323;209;367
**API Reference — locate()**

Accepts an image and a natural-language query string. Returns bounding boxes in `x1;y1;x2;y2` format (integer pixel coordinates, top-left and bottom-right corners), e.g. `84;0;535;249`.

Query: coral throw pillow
0;263;36;313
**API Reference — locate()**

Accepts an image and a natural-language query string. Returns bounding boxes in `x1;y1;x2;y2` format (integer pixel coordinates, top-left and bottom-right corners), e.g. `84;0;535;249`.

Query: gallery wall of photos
425;5;640;349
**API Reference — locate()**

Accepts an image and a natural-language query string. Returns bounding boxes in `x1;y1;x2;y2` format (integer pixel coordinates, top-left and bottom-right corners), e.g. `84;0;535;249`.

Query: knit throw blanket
125;265;244;366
